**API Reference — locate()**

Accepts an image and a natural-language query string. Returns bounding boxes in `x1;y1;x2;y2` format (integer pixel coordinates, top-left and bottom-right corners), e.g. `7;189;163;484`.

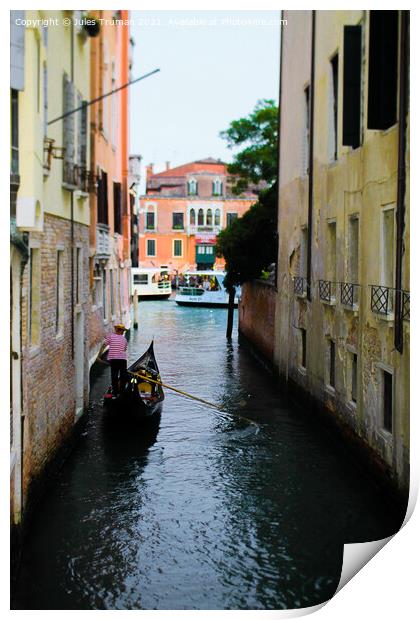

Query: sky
129;11;281;190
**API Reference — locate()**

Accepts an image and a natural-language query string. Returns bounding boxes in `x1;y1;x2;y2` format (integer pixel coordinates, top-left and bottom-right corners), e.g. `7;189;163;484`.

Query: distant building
139;158;259;273
274;10;410;496
88;10;132;366
129;154;142;268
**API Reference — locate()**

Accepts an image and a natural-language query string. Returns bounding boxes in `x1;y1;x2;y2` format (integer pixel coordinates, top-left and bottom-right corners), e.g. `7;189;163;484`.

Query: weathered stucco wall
239;281;276;364
274;11;410;495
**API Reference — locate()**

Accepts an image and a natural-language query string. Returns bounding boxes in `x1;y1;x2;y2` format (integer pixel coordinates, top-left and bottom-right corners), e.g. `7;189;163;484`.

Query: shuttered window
113;182;122;234
367;11;398;130
63;73;76;186
77;94;88;168
343;25;362;148
97;171;109;225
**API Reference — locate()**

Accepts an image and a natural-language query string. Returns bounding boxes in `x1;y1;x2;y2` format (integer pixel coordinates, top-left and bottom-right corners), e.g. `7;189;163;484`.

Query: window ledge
346;400;357;413
343;304;359;313
321;298;336;307
373;312;394;323
297;365;307;376
377;427;393;445
325;384;336;397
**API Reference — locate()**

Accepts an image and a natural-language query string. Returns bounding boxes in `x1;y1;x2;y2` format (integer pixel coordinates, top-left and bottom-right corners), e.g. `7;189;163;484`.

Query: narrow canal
13;300;403;610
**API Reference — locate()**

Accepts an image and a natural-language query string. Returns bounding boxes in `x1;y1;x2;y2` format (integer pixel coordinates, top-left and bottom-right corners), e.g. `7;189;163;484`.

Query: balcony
96;223;110;259
318;280;337;304
293;276;307;298
402;290;410;321
340;282;361;310
370;285;394;317
188;224;222;236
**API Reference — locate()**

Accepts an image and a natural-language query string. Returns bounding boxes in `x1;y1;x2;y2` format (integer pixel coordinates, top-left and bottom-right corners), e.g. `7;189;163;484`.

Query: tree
220;99;278;195
216;182;278;290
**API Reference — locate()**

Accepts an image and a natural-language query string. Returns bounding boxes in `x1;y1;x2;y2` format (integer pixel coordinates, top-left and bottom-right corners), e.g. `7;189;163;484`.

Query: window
367;11;398;130
172;212;184;230
383;370;393;433
302;85;310;175
343;25;362;148
327;221;337;282
215;209;221;226
173;239;183;257
381;208;395;288
348;217;359;283
190;209;196;225
300;227;308;278
113;182;122;234
198;208;204;226
102;268;107;320
11;90;19;175
329;54;339;162
206;209;213;226
226;212;238;227
351;353;358;403
134;274;148;285
76;247;82;305
36;37;40;113
188;179;198;195
212;179;222;196
97;171;108;225
147;239;156;256
55;250;63;334
146;211;155;230
43;63;48;138
63;73;76;186
77;95;88;172
300;328;307;369
110;269;115;316
329;340;336;388
29;248;41;346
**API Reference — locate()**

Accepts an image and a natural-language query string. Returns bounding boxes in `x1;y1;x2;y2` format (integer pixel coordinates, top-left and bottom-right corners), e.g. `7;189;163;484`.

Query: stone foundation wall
239;280;276;364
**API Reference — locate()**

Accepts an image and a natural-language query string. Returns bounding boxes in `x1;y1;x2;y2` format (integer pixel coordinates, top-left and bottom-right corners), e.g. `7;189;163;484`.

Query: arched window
198;208;204;226
190;208;196;225
212;179;222;196
206;209;213;226
188;179;197;195
214;208;221;226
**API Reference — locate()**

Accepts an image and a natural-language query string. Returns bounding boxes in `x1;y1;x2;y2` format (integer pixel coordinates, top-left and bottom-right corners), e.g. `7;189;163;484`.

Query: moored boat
131;267;171;300
103;341;164;420
174;271;240;308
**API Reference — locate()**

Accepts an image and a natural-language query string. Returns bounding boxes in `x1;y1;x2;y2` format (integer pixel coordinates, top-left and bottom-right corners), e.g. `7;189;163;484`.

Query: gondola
103;341;164;421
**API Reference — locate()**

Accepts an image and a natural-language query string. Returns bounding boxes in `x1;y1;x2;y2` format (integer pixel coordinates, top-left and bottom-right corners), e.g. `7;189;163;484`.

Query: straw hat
114;323;126;331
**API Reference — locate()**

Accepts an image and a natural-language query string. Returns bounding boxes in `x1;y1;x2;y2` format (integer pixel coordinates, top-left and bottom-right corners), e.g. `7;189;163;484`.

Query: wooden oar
128;370;259;428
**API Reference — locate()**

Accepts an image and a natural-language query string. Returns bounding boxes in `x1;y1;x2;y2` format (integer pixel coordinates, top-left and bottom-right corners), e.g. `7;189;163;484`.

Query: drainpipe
394;11;409;353
70;17;75;359
306;10;316;301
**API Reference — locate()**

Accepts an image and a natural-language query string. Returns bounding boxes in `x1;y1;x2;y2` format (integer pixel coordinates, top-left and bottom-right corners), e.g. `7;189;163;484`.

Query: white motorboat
131;267;171;300
174;271;240;308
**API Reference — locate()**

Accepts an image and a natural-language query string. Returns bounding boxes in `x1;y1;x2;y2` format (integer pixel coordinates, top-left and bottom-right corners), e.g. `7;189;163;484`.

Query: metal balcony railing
402;290;410;321
318;280;336;303
293;276;307;297
340;282;361;308
370;285;394;316
96;223;110;258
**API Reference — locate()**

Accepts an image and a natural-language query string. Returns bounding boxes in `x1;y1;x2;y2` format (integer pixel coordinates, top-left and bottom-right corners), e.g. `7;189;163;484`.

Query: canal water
12;300;404;610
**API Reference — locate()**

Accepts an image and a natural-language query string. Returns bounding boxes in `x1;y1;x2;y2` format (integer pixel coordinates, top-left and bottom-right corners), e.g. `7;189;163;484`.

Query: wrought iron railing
402;290;410;321
340;282;361;308
370;285;394;316
318;280;336;303
293;276;306;297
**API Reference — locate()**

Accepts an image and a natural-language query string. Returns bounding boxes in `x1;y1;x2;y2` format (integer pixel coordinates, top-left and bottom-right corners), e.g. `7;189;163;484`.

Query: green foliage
220;99;278;194
216;183;278;290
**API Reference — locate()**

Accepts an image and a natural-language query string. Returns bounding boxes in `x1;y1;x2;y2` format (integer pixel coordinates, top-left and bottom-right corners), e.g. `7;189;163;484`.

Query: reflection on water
12;301;404;610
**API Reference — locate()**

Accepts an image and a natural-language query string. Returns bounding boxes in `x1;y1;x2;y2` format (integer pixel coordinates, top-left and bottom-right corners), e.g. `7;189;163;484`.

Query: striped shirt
105;333;128;360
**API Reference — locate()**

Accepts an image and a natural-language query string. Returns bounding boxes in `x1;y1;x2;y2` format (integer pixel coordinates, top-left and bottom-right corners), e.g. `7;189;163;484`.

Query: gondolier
100;323;128;398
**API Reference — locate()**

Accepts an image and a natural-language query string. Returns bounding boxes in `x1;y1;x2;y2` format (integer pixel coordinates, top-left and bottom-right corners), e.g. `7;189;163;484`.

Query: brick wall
20;214;90;505
239;280;276;364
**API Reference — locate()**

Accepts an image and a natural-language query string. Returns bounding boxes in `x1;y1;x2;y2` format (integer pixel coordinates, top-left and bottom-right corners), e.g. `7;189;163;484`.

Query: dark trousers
110;359;128;395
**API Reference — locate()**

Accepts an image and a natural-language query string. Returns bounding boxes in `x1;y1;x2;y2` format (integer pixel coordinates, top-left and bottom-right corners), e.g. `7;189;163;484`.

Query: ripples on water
12;300;404;610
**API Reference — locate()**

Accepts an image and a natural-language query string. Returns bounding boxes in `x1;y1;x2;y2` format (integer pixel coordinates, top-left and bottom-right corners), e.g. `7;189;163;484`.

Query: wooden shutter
367;11;398;130
343;25;362;148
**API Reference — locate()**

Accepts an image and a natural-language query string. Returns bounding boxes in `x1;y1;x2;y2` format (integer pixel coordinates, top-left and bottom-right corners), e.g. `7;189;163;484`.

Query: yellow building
11;10;95;527
274;11;409;496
